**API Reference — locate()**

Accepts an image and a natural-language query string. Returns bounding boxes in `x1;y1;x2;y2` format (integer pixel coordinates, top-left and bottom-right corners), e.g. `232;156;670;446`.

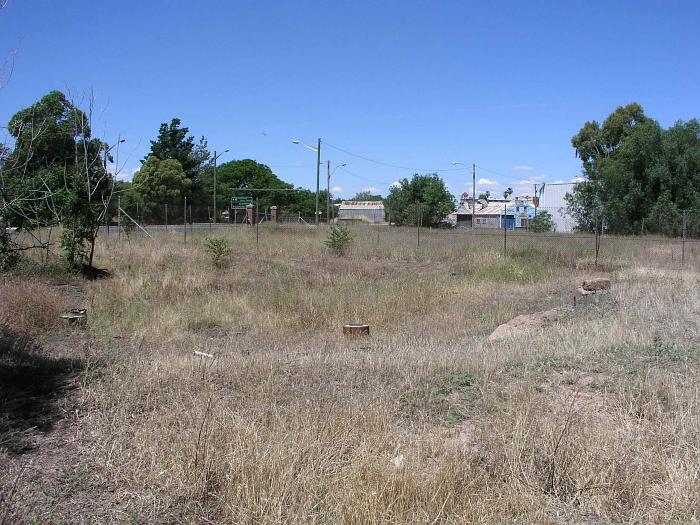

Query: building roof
338;200;385;210
455;201;514;216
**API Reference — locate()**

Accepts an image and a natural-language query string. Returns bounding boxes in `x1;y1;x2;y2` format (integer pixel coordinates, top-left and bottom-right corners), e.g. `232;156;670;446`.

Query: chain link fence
100;198;699;272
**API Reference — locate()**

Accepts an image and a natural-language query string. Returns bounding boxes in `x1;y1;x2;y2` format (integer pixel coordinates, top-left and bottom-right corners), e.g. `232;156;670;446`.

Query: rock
582;277;610;291
488;308;561;342
391;454;404;468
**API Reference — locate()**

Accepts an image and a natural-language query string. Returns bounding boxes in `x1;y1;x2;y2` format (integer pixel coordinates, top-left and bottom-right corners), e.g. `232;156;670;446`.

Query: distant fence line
101;201;699;272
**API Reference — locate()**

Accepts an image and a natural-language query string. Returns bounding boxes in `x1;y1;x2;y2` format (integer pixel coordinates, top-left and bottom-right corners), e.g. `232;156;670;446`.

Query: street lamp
327;161;347;224
103;139;126;170
453;161;475;229
212;149;229;223
292;138;322;226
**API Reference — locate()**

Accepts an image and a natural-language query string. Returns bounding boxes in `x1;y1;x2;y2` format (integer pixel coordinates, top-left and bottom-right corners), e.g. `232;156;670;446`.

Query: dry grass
3;226;700;523
0;277;67;337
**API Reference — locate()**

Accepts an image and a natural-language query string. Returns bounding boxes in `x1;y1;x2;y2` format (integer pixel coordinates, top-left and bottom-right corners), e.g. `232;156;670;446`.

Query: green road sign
231;197;253;206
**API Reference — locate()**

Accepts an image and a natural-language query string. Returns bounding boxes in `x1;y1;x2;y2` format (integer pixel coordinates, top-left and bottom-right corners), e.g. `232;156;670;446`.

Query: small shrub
324;226;353;255
204;238;231;268
529;210;556;232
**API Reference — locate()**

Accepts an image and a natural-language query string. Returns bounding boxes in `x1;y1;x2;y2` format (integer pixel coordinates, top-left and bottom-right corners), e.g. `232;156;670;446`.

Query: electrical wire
337;166;394;185
324;141;470;173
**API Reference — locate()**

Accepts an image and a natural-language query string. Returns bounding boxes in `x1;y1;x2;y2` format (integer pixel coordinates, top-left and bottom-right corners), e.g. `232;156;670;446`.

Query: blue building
505;197;537;229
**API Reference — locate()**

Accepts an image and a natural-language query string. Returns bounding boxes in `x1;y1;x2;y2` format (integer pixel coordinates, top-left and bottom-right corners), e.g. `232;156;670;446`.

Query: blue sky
2;0;699;198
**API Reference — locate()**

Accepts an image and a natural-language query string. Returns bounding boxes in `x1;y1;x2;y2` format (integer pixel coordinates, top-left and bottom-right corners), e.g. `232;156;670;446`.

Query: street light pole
315;138;321;226
292;138;323;226
213;150;217;224
327;160;331;225
326;161;347;225
212;149;229;224
472;163;476;229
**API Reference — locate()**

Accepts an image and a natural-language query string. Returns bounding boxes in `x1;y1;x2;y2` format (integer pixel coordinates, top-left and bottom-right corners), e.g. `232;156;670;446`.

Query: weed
204;237;231;268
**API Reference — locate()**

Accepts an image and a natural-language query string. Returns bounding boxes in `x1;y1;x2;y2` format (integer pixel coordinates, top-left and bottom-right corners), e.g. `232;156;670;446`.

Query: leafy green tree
132;156;191;222
350;191;382;201
384;174;455;227
202;158;330;219
478;191;491;200
503;187;513;199
144;118;210;184
3;90;112;269
529;210;555;232
567;103;700;236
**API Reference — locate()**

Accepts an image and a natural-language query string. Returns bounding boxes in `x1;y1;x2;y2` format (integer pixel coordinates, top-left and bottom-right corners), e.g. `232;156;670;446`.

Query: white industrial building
538;182;579;232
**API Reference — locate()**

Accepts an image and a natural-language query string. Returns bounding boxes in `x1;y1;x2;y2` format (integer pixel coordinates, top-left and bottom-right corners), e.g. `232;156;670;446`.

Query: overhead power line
337;166;394;185
324;141;470;173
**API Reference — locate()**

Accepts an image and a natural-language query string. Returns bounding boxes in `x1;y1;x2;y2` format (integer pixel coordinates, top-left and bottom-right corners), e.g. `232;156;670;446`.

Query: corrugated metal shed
337;201;385;223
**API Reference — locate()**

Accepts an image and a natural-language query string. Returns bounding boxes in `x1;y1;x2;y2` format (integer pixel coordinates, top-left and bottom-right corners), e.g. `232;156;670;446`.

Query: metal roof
338;201;385;210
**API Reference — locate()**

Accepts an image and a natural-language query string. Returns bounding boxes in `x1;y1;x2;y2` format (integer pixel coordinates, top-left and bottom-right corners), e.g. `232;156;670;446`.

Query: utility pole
315;138;321;226
213;150;218;224
326;160;331;225
472;163;476;229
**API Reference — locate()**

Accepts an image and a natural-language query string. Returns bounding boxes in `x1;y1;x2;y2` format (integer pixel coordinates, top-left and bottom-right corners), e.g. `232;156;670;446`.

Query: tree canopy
567;103;700;236
384;174;455;227
350;191;383;201
132;156;191;222
2;90;111;268
144;118;210;184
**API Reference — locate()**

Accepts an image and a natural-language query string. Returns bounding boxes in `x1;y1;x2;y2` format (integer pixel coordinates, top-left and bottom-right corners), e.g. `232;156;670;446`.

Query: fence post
165;204;168;232
594;217;601;269
682;210;686;270
416;202;421;250
183;197;187;244
118;196;121;241
256;198;260;251
503;203;507;256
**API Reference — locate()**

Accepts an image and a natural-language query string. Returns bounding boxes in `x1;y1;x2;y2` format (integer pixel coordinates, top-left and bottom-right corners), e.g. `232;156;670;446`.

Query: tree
503;187;513;199
350;191;382;201
132;156;191;222
529;210;555;232
2;90;113;269
567;103;700;235
384;174;455;227
478;191;491;200
144;118;210;184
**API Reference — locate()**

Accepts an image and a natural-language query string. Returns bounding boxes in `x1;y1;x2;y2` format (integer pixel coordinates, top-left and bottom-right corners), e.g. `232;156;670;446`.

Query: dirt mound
488;308;562;342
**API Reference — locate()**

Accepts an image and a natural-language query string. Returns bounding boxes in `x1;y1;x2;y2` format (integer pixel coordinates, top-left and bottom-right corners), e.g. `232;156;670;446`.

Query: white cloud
331;186;344;193
571;176;585;183
552;180;565;184
389;181;402;189
512;165;534;171
477;178;499;186
361;186;379;194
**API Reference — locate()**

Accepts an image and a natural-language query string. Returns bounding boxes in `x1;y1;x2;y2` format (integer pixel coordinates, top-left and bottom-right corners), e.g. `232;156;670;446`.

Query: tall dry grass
6;226;697;522
0;277;67;337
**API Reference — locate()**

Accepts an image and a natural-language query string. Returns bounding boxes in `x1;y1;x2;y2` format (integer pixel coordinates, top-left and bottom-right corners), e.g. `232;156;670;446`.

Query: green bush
204;237;231;268
324;225;353;255
529;210;556;232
